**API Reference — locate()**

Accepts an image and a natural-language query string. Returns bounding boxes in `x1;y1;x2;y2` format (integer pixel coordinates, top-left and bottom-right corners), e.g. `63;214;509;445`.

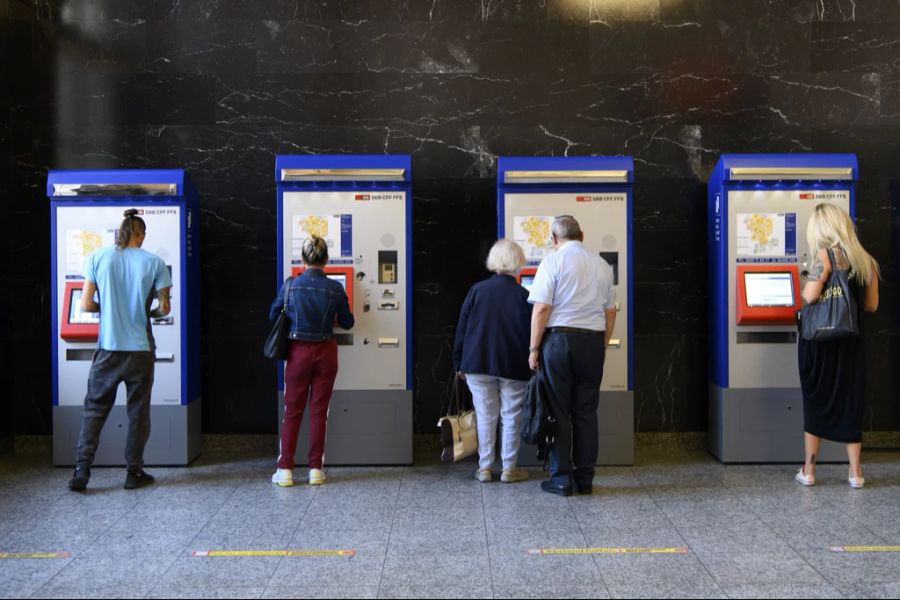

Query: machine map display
292;214;352;259
514;216;555;261
736;213;792;257
65;228;115;278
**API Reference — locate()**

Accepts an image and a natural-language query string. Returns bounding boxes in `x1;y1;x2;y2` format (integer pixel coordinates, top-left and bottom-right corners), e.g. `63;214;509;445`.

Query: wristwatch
529;346;540;353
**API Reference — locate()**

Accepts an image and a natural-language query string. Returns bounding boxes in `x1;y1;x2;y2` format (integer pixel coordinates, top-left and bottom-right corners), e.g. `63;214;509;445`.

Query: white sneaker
475;468;492;483
309;468;326;485
848;471;865;489
271;469;294;487
500;469;529;483
794;467;815;487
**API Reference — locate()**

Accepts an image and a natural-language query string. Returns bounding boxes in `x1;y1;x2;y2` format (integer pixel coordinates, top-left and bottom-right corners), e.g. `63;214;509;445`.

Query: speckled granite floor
1;446;899;599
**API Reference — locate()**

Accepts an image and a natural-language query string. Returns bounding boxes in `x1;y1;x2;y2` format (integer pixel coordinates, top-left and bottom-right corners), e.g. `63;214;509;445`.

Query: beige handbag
437;375;478;463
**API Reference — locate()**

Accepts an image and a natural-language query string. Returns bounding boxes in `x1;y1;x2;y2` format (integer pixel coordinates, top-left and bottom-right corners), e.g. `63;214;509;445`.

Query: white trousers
465;374;528;471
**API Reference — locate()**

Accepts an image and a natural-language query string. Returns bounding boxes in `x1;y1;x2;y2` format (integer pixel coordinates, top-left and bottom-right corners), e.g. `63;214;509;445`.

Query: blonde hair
486;239;526;276
301;236;329;267
807;203;880;286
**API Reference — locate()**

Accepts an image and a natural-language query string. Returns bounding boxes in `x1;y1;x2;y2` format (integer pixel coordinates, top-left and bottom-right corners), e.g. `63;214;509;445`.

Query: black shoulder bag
799;248;859;342
263;277;293;360
520;367;557;464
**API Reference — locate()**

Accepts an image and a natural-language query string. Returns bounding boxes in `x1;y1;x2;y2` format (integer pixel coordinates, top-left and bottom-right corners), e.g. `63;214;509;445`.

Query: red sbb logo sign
354;194;370;201
576;195;592;202
799;193;816;200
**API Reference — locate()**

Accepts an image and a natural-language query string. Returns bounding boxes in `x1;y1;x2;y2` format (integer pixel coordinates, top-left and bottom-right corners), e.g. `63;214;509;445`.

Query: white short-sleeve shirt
527;241;616;331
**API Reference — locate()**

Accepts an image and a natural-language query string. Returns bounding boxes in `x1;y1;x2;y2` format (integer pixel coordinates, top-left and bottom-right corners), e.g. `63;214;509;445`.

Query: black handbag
263;277;293;360
800;248;859;342
520;368;556;463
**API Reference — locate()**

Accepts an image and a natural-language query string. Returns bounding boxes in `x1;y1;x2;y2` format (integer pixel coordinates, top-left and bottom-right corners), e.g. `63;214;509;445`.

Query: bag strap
281;276;294;313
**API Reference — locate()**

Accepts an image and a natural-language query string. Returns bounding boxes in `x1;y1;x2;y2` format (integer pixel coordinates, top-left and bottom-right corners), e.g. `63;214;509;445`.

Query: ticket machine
48;170;201;466
708;154;858;463
498;156;634;466
275;155;413;465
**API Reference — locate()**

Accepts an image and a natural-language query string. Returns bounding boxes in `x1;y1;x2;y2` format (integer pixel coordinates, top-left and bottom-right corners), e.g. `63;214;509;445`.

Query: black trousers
541;331;606;488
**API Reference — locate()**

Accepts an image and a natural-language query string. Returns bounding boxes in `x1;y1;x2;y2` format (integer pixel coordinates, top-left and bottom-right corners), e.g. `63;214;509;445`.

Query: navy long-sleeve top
452;274;532;382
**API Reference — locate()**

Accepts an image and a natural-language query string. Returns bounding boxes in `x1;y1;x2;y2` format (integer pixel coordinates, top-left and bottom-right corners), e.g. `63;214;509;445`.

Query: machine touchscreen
744;272;795;307
327;273;348;291
68;289;100;324
520;275;535;293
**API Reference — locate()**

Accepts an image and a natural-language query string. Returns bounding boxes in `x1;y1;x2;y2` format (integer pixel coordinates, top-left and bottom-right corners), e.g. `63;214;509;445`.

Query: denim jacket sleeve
336;292;354;330
268;277;291;322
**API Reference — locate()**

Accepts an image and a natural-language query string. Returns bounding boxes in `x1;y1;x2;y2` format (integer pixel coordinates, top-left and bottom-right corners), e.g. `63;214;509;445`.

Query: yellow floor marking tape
829;546;900;553
0;552;71;559
527;547;689;556
192;549;356;557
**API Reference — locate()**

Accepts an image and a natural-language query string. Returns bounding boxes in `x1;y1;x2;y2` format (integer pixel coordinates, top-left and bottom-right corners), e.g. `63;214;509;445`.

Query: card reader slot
608;339;621;349
378;337;400;348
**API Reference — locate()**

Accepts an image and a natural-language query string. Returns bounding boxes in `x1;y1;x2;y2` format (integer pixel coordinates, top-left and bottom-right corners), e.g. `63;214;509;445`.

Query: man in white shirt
527;215;617;496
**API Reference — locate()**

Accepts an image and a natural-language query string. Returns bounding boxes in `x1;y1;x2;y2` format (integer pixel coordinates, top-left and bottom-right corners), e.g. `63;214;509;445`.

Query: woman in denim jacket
269;236;354;487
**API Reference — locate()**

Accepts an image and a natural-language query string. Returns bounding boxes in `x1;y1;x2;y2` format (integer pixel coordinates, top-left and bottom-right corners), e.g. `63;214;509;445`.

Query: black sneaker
124;469;155;490
68;466;91;492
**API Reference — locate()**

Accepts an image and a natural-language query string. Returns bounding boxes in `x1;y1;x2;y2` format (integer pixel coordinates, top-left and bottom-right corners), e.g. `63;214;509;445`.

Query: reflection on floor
2;447;900;599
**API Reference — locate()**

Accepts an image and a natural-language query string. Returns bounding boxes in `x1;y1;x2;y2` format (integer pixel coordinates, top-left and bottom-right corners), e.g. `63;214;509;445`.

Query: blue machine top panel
275;154;412;183
712;154;858;182
47;169;188;198
498;156;634;184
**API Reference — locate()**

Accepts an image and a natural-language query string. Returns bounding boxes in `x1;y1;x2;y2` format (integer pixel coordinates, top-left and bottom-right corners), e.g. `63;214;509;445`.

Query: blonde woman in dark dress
795;204;880;489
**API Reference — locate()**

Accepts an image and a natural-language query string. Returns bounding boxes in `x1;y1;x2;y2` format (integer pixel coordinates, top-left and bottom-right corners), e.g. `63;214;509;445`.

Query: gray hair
486;239;526;276
552;215;582;241
301;236;329;267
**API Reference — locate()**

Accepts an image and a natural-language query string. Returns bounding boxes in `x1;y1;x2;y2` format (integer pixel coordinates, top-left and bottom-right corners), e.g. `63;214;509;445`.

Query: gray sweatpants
75;350;155;471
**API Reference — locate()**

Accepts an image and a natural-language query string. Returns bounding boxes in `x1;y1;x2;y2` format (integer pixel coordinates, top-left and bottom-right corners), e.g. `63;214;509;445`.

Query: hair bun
123;208;139;218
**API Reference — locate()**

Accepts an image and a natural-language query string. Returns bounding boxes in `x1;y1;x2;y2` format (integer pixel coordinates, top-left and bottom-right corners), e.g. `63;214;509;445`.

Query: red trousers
277;339;338;470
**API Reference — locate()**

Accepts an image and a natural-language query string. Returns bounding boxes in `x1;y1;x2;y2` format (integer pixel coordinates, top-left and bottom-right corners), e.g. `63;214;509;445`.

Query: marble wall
3;0;898;436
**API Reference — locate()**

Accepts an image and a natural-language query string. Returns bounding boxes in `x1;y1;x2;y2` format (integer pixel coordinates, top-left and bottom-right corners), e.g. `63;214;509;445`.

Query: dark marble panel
590;19;811;76
660;0;898;24
413;334;457;434
633;220;707;285
479;22;591;81
256;20;479;75
214;72;539;128
33;18;147;74
154;0;555;22
480;124;707;180
203;335;277;433
554;72;772;130
769;72;888;128
633;334;707;432
412;178;496;337
810;125;900;179
633;178;706;232
144;19;258;76
119;74;218;125
634;283;706;336
812;23;900;73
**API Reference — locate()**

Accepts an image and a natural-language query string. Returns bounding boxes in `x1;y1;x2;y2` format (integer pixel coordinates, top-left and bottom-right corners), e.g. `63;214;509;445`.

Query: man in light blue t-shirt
68;209;172;492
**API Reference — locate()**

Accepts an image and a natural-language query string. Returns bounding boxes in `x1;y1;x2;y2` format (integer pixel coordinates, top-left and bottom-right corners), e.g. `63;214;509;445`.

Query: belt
545;326;604;336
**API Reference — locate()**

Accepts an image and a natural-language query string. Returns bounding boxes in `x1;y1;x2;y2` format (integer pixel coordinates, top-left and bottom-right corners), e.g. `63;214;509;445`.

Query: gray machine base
53;401;202;467
517;391;634;467
709;385;846;463
278;390;413;466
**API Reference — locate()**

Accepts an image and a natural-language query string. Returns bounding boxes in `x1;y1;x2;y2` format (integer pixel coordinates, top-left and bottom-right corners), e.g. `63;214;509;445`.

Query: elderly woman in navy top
269;236;354;488
453;239;532;484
